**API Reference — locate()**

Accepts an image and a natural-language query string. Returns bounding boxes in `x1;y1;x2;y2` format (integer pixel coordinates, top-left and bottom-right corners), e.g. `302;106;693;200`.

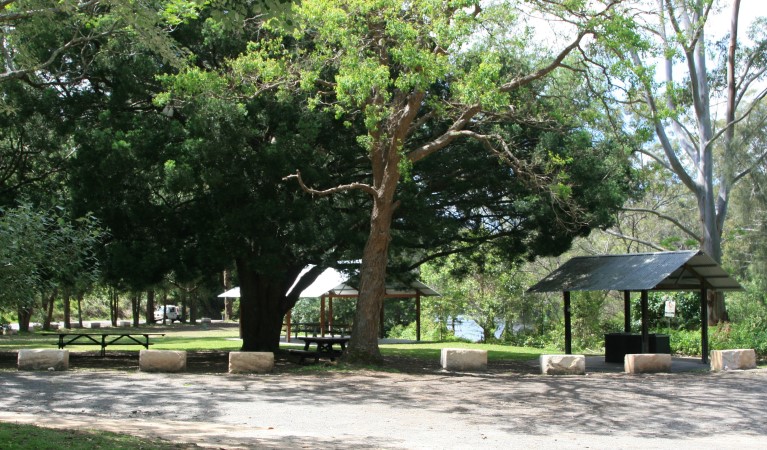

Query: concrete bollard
139;350;187;372
229;352;275;374
440;348;488;371
540;354;586;375
624;354;672;374
710;349;757;371
18;349;69;371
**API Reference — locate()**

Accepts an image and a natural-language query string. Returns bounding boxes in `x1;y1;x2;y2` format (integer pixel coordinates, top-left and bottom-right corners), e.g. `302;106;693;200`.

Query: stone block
710;349;757;371
117;320;131;327
540;354;586;375
89;322;101;329
200;317;212;324
624;353;672;374
139;350;187;372
440;348;487;371
18;349;69;371
228;352;274;374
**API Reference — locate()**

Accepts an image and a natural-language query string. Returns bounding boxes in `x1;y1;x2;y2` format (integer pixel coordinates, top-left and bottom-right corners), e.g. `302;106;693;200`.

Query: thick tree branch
283;170;378;198
406;105;481;163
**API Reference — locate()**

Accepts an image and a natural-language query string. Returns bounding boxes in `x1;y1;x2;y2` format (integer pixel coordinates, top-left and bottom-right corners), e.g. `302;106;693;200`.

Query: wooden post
286;309;292;343
641;290;649;354
624;290;631;333
416;292;421;342
320;295;326;337
701;287;709;364
564;291;572;355
328;297;334;335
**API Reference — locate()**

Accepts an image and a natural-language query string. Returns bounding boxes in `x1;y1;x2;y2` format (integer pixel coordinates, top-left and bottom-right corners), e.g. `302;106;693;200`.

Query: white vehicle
154;305;181;322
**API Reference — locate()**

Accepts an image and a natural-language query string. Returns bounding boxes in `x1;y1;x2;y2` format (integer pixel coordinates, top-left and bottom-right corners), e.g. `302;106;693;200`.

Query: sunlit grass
380;341;553;361
0;324;549;364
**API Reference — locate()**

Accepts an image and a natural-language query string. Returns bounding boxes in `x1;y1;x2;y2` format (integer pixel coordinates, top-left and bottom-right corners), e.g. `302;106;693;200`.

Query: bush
663;322;767;359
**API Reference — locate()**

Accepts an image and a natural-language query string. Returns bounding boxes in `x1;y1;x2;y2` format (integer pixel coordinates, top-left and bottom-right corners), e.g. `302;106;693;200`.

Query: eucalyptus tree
589;0;767;323
234;0;627;363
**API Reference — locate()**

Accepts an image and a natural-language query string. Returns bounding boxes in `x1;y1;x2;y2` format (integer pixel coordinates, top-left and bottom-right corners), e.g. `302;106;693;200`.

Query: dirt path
2;366;767;449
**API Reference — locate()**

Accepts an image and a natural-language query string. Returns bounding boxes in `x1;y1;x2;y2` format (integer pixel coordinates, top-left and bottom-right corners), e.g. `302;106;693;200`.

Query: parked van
154;305;181;322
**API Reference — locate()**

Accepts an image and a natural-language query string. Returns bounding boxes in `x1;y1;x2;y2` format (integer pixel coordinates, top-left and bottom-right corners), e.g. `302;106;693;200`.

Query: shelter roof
527;250;742;293
220;266;440;299
325;279;439;298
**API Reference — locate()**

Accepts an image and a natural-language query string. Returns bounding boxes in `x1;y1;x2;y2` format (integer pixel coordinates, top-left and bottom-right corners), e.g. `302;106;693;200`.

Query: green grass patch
380;341;552;361
0;422;194;450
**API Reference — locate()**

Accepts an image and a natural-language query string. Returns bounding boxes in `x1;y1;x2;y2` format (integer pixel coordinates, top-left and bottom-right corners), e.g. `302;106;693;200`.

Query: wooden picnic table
289;335;350;364
43;332;165;357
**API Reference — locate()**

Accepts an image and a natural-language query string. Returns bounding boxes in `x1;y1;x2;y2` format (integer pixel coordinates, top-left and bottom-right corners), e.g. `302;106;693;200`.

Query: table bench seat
45;333;164;357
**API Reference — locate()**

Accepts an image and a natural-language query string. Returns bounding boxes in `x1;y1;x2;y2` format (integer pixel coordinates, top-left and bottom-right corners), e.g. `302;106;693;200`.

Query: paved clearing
2;366;766;449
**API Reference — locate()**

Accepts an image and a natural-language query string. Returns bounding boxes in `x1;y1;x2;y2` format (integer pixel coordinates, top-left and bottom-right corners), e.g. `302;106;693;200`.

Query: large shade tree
231;0;629;363
590;0;767;322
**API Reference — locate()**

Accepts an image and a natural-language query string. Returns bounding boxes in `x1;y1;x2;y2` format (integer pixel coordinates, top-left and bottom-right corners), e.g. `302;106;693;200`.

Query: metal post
564;291;572;355
641;290;649;354
624;290;631;333
701;287;709;364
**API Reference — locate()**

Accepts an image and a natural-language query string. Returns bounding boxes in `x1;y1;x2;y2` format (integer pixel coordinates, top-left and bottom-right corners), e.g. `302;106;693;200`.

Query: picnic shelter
527;250;743;364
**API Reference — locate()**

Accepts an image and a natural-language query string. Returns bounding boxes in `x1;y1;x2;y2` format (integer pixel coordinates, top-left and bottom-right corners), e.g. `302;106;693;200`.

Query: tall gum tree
234;0;623;363
594;0;767;323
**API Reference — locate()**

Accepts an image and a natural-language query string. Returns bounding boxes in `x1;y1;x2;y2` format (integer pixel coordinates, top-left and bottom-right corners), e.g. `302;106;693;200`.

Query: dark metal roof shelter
528;251;743;364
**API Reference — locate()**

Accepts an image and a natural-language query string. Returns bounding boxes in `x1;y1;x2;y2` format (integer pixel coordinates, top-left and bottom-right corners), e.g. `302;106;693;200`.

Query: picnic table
289;335;350;364
44;332;165;357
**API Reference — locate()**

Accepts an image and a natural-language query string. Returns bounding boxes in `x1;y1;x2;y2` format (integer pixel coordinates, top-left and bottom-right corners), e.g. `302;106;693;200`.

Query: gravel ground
1;355;766;449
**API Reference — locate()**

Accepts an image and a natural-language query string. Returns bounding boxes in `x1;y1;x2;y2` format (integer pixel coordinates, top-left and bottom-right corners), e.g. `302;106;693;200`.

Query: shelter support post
701;287;709;364
285;309;292;343
320;296;326;337
641;290;649;354
329;298;334;334
623;291;631;333
416;293;421;342
564;291;572;355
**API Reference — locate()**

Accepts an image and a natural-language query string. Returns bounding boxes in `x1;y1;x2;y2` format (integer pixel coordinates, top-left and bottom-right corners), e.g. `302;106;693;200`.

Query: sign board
664;300;676;318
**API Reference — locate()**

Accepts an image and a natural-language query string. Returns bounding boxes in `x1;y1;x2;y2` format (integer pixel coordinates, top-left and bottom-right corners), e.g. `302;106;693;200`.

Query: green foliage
631;292;701;330
0;202;103;313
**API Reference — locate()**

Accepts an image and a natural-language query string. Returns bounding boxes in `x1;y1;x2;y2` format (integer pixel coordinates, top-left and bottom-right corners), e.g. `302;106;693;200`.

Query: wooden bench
45;333;165;357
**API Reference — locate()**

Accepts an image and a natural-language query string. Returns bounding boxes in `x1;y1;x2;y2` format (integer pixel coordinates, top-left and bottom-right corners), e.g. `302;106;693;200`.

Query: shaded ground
2;363;766;449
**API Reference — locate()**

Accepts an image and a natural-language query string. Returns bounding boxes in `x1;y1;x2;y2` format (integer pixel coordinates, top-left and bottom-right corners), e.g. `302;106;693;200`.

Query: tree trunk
43;289;57;331
63;289;71;329
131;293;141;327
146;290;155;324
17;306;32;332
76;291;83;327
236;258;292;352
110;290;119;326
345;191;397;365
